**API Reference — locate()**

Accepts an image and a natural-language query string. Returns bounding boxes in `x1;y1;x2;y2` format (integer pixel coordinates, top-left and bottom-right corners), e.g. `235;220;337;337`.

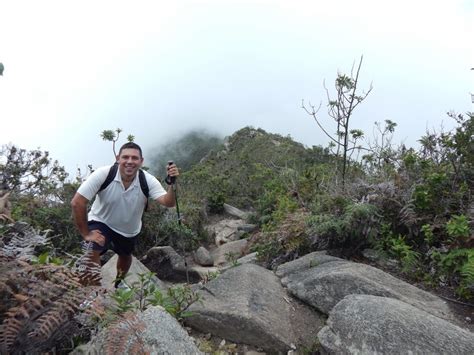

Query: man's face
117;148;143;180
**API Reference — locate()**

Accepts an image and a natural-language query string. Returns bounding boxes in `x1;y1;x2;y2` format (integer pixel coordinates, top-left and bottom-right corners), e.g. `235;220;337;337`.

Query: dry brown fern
0;228;104;354
71;242;102;286
103;312;150;355
0;258;102;353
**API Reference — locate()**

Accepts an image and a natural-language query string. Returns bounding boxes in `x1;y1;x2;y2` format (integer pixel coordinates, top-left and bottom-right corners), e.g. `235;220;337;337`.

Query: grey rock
219;252;259;273
206;218;247;245
237;251;258;265
194;246;214;266
189;265;220;280
318;295;474;354
237;224;257;233
210;238;248;266
223;203;249;219
282;258;457;324
73;306;202;354
186;263;325;353
234;230;248;240
101;255;166;291
275;251;342;279
141;246;201;283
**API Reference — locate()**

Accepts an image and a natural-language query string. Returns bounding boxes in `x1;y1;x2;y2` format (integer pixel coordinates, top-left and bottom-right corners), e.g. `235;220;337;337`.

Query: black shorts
86;220;136;256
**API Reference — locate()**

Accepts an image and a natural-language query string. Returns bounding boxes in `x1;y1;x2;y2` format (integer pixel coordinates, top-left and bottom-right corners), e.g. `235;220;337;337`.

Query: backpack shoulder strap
98;162;119;192
138;169;150;211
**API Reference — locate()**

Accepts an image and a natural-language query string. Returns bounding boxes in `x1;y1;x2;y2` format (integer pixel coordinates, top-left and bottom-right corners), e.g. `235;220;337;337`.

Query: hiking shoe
114;280;131;291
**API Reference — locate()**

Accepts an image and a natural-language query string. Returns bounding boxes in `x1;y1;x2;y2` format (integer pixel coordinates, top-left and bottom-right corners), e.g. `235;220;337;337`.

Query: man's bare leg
116;254;132;285
88;250;101;266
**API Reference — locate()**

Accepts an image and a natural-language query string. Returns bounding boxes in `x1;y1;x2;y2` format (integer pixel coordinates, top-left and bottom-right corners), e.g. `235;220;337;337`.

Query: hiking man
71;142;179;287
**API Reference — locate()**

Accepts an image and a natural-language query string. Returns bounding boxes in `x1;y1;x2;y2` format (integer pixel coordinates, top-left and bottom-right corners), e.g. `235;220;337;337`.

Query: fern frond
104;312;149;355
399;200;420;227
460;251;474;286
1;222;51;261
0;248;103;353
71;247;102;286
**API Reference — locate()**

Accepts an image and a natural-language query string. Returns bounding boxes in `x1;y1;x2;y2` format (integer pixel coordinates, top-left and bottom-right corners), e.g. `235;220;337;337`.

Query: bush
431;248;474;299
11;193;80;254
249;210;311;268
308;202;380;254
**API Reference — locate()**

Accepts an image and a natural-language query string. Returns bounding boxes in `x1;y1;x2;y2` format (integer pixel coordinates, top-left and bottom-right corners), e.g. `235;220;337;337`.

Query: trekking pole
166;161;190;283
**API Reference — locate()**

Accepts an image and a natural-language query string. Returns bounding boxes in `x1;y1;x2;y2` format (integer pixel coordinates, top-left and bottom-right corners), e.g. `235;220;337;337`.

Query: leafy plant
308;202;380;253
0;144;68;197
108;272;200;322
147;284;200;321
110;287;136;315
421;224;435;246
31;251;64;265
435;248;474;299
389;235;420;273
446;215;470;242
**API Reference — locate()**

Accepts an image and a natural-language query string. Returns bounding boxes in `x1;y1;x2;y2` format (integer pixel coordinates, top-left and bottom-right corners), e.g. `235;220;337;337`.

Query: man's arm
155;162;179;207
156;185;176;207
71;192;105;246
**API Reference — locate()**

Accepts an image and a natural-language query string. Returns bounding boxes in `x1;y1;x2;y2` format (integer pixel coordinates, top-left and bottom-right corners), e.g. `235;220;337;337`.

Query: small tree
303;56;372;188
101;128;135;158
361;119;398;177
0;144;68;198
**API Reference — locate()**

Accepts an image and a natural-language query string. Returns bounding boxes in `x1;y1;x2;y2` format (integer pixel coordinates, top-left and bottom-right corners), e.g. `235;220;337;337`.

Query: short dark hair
118;142;143;158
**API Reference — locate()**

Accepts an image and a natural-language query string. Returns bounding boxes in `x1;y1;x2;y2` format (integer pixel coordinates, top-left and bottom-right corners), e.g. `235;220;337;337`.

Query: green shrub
308;202;380;253
207;190;226;214
434;248;474;299
108;272;201;321
11;195;80;254
421;224;435;246
250;210;311;267
446;215;470;242
389;235;420;273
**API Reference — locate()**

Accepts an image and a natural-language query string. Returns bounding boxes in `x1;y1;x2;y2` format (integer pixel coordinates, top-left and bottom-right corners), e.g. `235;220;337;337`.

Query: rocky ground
357;254;474;332
85;209;473;353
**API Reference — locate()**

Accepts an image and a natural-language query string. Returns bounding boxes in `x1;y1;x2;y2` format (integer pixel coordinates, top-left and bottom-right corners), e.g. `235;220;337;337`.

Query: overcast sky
1;0;472;176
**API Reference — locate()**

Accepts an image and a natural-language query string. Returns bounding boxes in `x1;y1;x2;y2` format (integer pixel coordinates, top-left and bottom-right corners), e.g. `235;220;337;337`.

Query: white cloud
0;0;472;174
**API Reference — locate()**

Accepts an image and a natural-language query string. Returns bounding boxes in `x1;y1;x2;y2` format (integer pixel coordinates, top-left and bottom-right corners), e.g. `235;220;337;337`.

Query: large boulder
223;203;249;219
279;254;457;323
210;239;248;266
186;263;325;353
101;255;167;291
275;251;342;279
206;218;247;245
141;246;201;283
73;306;202;354
318;295;474;354
194;246;214;266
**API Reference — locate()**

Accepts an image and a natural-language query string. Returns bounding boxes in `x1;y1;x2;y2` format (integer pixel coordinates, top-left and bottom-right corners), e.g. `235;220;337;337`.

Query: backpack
98;162;150;211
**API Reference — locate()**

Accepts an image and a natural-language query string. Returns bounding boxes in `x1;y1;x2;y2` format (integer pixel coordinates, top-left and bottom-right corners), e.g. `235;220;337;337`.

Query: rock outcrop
186;263;325;352
318;295;474;354
210;238;248;266
194;246;214;266
74;306;203;354
278;251;457;324
141;246;202;283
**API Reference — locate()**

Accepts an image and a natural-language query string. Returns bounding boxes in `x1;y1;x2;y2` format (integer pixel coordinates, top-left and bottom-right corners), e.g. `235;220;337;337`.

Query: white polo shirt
77;165;167;237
